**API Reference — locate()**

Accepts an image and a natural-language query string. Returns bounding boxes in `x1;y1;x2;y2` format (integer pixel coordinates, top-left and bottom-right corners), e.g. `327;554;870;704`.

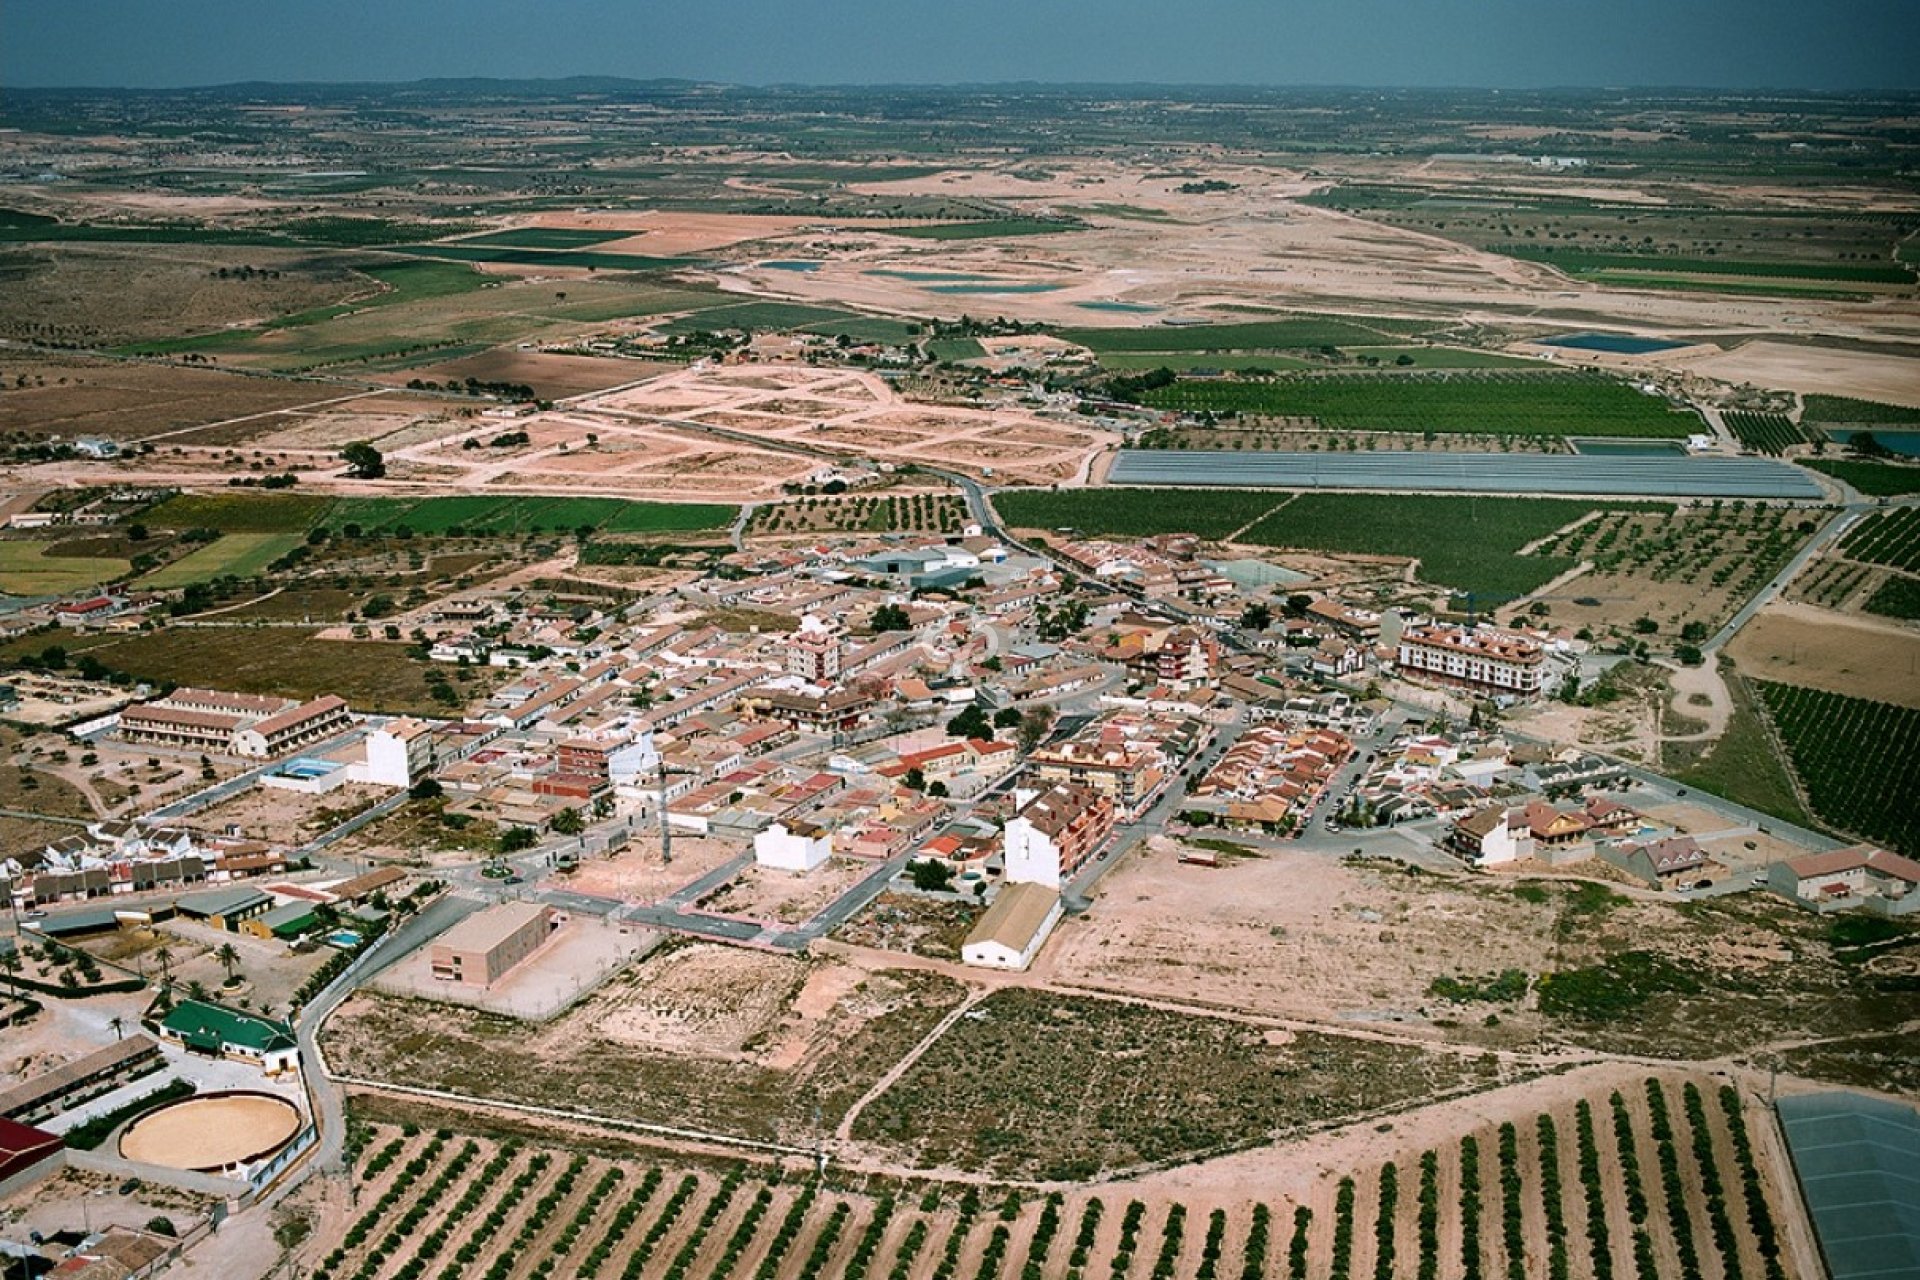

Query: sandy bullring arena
118;1091;303;1173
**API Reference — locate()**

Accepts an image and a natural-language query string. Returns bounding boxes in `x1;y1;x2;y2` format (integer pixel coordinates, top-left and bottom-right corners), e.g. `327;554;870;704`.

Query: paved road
282;892;485;1194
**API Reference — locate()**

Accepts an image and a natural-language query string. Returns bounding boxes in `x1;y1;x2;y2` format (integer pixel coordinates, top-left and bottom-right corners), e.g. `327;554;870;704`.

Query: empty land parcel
1135;371;1700;436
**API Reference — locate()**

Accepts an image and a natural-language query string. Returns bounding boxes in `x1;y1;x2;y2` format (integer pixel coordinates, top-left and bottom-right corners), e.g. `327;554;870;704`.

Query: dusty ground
699;858;874;925
562;833;742;903
1726;600;1920;707
524;210;825;255
1675;340;1920;408
184;780;387;843
371;915;654;1020
1036;842;1565;1039
375;349;671;399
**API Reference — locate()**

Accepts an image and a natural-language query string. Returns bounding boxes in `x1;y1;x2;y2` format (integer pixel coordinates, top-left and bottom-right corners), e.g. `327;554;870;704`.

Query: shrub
1574;1102;1614;1280
1459;1135;1484;1280
1374;1163;1399;1280
1330;1178;1357;1280
1285;1206;1310;1280
1718;1086;1788;1280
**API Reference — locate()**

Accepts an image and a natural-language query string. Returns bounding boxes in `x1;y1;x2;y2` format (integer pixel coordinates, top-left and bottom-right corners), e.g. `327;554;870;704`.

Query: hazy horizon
5;0;1917;93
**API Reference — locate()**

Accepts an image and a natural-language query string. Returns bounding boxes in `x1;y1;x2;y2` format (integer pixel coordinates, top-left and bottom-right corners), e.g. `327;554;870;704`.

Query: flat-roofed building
1003;783;1115;890
233;695;351;759
0;1035;162;1124
429;902;555;987
961;882;1063;971
174;885;272;932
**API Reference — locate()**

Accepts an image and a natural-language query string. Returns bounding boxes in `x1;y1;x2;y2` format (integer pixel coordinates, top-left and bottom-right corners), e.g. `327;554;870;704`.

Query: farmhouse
1768;846;1920;915
961;882;1064;971
429;902;556;987
1602;836;1710;889
159;1000;299;1075
1450;806;1534;865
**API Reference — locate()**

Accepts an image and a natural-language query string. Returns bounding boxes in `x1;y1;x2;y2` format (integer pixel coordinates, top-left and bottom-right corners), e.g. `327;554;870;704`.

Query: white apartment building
1395;625;1545;697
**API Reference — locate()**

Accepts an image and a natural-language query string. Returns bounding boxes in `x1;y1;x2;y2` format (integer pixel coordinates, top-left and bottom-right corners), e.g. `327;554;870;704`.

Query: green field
448;228;634;249
1664;674;1815;828
1240;493;1658;596
1342;346;1544;369
992;488;1289;541
1140;372;1698;438
144;492;336;532
927;337;987;361
879;219;1081;240
1059;317;1427;353
1804;459;1920;496
141;533;303;588
1758;682;1920;855
1497;246;1915;285
0;541;128;596
1801;395;1920;426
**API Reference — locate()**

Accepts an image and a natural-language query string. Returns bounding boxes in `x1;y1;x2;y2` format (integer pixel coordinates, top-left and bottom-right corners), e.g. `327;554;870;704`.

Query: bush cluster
751;1180;817;1280
1195;1207;1227;1280
438;1150;552;1280
1683;1084;1744;1280
1644;1080;1702;1280
656;1169;744;1280
1285;1205;1310;1280
1329;1178;1357;1280
578;1168;663;1277
1020;1193;1064;1280
888;1219;932;1280
1718;1086;1788;1280
1065;1197;1105;1279
1459;1135;1484;1280
1110;1200;1147;1279
313;1136;447;1280
1574;1102;1615;1280
1150;1204;1186;1280
620;1175;700;1280
1497;1123;1526;1280
1537;1115;1571;1280
797;1203;851;1280
1373;1162;1399;1280
932;1188;983;1280
1416;1151;1441;1280
842;1192;895;1280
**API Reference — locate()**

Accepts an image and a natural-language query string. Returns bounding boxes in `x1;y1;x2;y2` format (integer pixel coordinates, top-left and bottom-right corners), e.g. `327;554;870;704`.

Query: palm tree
152;945;174;987
108;1016;124;1041
215;943;241;985
0;944;19;994
186;980;208;1002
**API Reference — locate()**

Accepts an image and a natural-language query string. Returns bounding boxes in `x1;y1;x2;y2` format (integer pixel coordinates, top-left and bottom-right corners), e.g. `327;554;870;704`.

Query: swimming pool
276;758;339;780
1537;332;1687;355
325;929;362;950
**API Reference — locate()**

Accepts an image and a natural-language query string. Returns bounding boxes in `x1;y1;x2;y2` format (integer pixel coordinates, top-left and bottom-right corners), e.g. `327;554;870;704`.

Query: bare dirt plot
182;780;387;843
372;916;651;1020
323;957;968;1143
526;210;818;254
562;833;741;903
381;349;669;399
0;356;344;440
1727;601;1920;708
118;1093;302;1170
1675;340;1920;408
700;858;874;925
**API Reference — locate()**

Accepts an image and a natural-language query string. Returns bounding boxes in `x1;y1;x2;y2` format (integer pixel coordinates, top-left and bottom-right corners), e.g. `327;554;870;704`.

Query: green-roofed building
158;999;299;1076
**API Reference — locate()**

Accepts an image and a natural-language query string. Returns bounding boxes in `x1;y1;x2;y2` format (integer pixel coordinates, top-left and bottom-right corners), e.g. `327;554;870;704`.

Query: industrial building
429;902;556;987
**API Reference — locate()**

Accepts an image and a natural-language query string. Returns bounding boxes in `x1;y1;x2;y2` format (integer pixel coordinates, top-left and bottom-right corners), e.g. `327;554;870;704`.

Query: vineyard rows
1757;682;1920;855
1541;504;1813;606
1138;372;1698;438
1722;413;1812;457
1838;506;1920;572
313;1079;1791;1280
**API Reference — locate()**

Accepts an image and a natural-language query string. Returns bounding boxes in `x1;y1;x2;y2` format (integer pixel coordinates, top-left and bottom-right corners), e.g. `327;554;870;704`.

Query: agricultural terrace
1136;371;1699;438
1757;683;1920;855
745;493;968;537
303;1070;1800;1280
852;987;1498;1181
1804;459;1920;496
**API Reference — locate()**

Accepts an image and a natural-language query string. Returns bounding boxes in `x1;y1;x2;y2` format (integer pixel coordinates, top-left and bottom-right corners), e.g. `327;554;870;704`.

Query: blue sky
4;0;1914;91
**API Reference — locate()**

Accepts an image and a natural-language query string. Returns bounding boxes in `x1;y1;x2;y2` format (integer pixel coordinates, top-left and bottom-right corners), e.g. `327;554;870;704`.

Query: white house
754;820;832;873
356;717;436;788
961;882;1064;971
1450;806;1533;865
